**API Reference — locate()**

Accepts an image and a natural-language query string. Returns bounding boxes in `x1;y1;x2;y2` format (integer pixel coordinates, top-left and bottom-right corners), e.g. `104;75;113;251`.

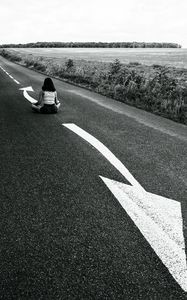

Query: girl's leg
56;103;61;111
32;104;42;112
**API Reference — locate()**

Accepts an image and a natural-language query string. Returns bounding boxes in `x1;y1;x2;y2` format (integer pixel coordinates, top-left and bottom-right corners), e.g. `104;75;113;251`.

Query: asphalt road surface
0;56;187;299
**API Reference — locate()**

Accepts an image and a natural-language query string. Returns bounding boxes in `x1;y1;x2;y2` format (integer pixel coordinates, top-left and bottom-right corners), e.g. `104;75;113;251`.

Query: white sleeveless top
43;91;56;105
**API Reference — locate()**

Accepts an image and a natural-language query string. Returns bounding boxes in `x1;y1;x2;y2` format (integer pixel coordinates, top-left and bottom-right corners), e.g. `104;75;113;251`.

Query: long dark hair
42;77;56;92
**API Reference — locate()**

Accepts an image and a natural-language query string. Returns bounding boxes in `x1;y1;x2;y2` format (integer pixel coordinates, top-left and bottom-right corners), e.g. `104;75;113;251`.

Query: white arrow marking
63;123;144;192
100;177;187;292
63;123;187;292
19;86;37;104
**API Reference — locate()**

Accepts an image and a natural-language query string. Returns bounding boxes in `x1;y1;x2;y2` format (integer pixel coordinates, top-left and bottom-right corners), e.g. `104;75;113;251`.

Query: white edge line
0;66;20;85
13;79;20;85
62;123;145;191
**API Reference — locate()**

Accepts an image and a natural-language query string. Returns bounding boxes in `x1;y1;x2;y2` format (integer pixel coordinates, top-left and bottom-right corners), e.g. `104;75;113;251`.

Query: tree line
0;41;181;48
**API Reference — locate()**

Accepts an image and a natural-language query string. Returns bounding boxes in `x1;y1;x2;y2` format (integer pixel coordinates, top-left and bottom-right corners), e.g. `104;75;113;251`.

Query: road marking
63;123;144;191
100;177;187;292
0;65;20;85
13;79;20;85
63;123;186;292
19;86;37;104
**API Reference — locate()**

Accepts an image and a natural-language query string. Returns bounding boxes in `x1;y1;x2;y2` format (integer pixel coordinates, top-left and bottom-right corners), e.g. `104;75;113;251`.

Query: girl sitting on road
32;77;60;113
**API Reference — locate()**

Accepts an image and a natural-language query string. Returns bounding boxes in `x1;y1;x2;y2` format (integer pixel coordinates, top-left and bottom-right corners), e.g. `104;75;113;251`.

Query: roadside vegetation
1;49;187;124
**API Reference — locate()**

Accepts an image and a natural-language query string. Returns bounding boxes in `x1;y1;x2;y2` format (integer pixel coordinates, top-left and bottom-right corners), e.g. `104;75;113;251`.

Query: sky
1;0;187;47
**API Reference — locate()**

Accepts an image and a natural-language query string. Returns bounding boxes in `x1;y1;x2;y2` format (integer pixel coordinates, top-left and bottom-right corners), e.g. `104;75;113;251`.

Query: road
0;56;187;299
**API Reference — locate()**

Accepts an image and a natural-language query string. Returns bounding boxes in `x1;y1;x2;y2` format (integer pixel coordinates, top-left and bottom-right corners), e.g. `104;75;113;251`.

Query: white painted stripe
0;66;6;72
0;66;21;85
100;177;187;292
13;79;20;85
63;123;144;191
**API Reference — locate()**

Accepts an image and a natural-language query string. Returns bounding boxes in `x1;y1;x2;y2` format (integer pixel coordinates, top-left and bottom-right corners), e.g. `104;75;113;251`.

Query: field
12;48;187;68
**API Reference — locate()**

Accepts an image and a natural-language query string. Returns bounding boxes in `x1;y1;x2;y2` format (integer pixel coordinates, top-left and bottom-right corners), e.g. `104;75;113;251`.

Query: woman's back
43;91;56;105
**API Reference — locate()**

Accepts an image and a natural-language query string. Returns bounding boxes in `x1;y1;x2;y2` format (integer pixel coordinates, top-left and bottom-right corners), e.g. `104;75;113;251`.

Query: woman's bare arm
37;91;44;105
55;91;60;104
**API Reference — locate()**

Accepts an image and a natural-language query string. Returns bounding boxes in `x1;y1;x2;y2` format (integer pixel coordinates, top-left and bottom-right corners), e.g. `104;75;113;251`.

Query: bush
128;62;142;66
0;49;22;62
24;58;35;67
110;59;122;74
145;68;184;119
33;61;46;72
65;59;74;70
